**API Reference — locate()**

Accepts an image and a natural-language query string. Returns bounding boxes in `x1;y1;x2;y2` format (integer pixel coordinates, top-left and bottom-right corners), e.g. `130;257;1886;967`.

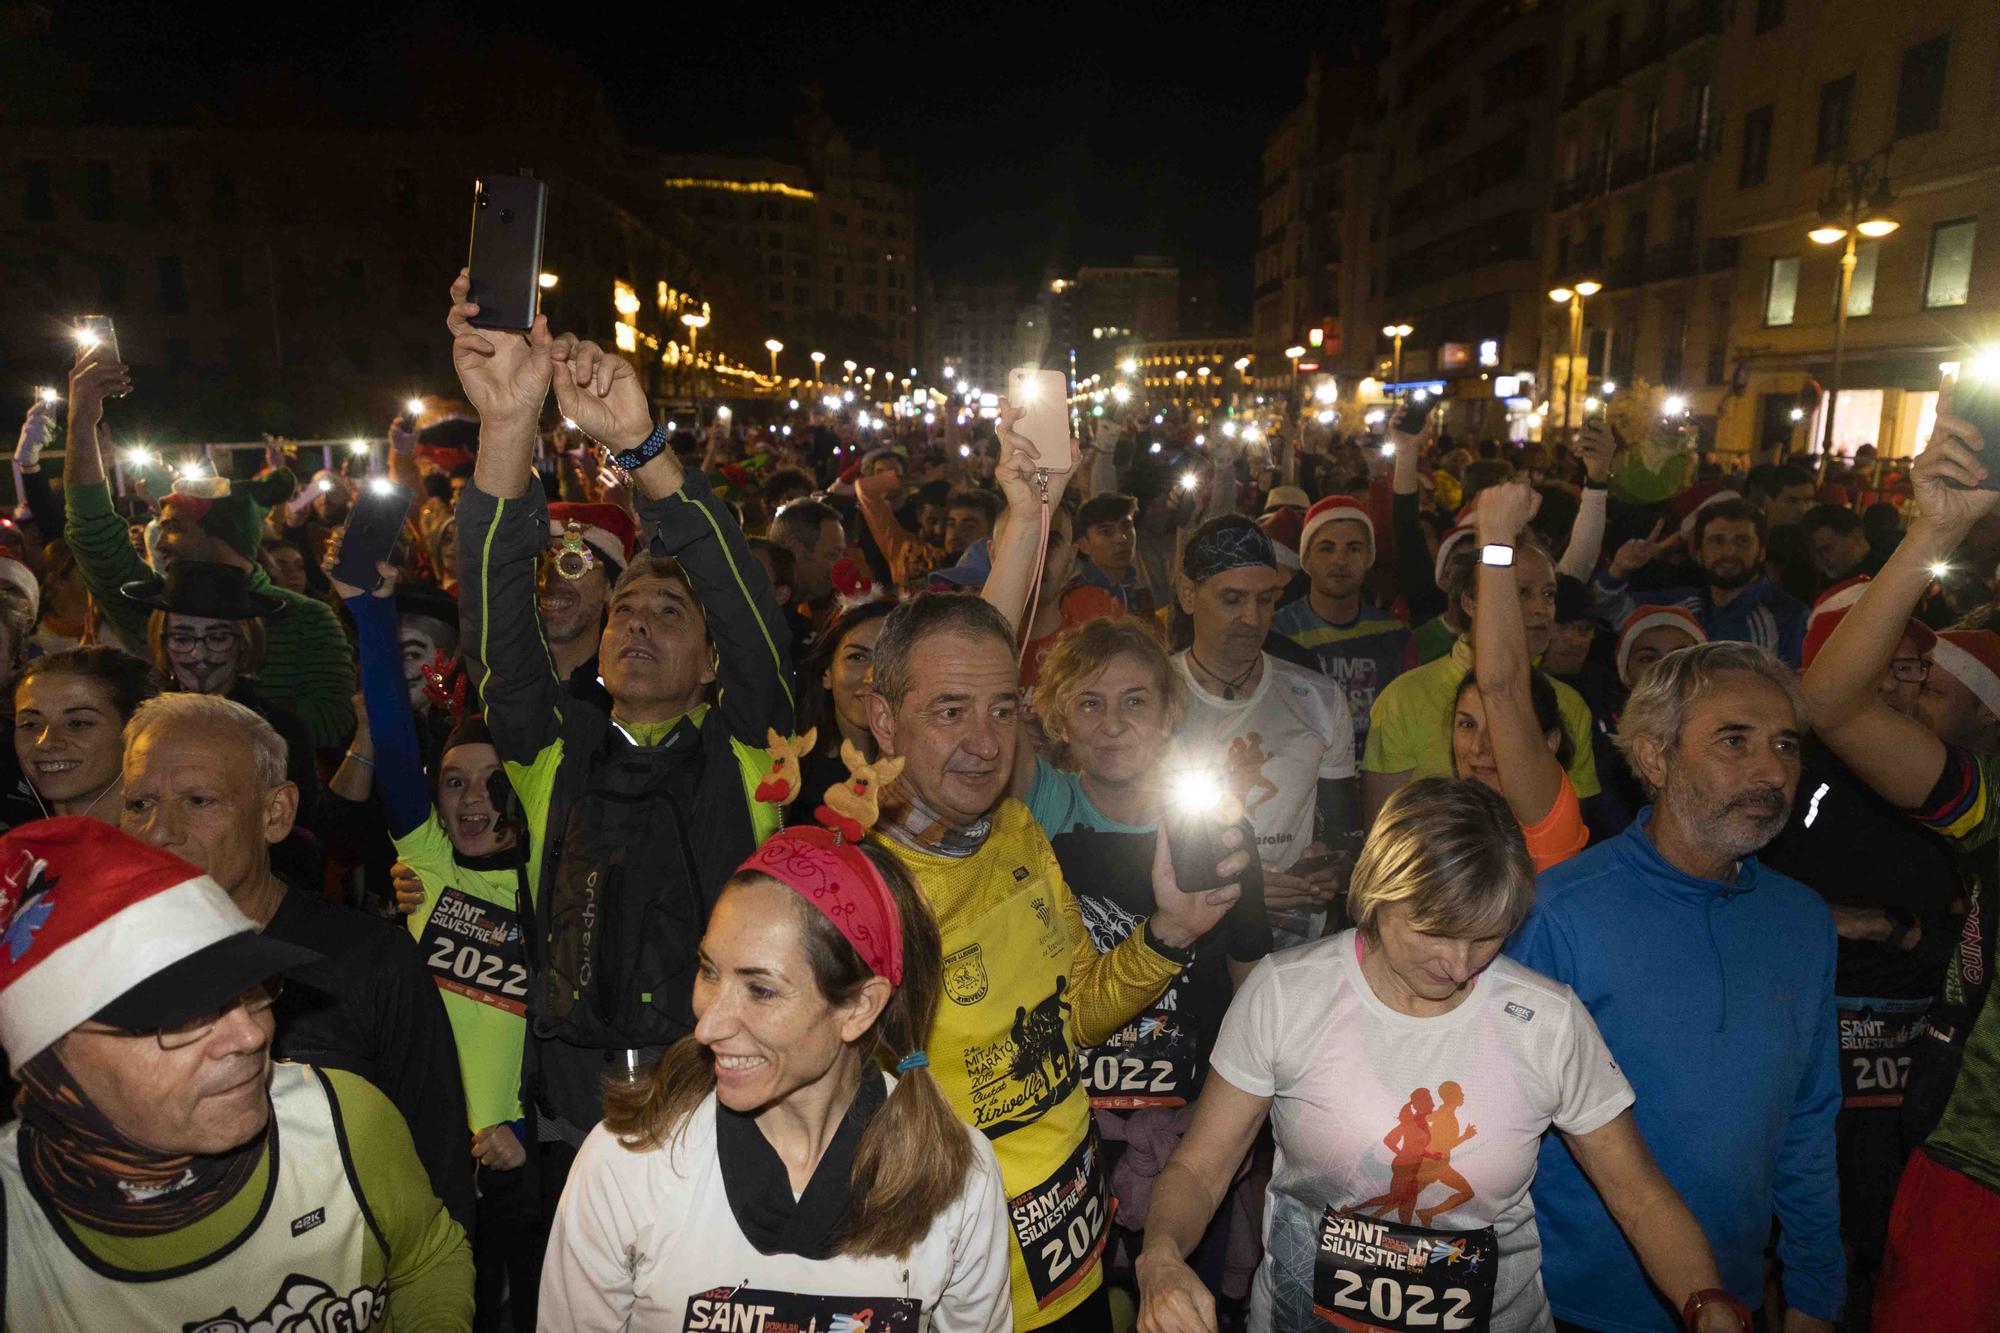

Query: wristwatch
609;420;669;474
1681;1288;1752;1333
1480;542;1516;567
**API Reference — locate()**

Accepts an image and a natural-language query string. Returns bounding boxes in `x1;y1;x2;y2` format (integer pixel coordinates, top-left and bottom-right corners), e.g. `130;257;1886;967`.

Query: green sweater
64;480;356;748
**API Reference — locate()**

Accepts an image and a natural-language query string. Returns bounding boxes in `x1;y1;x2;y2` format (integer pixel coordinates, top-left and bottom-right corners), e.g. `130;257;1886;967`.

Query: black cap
121;561;287;620
94;931;320;1031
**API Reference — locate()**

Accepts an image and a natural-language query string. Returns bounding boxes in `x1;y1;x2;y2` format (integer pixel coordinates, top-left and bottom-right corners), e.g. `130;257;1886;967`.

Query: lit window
1764;255;1800;326
1925;219;1975;308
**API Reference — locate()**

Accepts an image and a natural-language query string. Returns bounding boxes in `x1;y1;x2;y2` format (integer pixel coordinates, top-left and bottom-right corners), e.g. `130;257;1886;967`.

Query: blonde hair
1346;777;1536;941
1036;619;1184;762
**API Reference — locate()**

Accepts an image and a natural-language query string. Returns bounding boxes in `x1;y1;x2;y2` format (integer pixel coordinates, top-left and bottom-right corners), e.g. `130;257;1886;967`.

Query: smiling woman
11;646;165;824
540;830;1010;1333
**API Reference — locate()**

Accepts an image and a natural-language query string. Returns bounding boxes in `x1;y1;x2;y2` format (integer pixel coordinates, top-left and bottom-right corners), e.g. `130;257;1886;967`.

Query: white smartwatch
1480;543;1516;567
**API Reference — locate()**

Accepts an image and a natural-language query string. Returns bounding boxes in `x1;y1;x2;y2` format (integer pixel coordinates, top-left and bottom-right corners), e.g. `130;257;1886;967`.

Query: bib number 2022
1323;1271;1476;1329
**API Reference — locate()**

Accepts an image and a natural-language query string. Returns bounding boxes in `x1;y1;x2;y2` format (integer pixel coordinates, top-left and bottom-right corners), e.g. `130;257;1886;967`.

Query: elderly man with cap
61;351;354;748
1271;494;1410;760
120;690;475;1234
1171;514;1358;946
0;818;472;1329
539;501;637;713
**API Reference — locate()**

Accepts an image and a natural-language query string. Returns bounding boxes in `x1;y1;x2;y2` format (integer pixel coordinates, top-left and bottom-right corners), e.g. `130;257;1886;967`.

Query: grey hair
1347;777;1537;942
125;692;288;789
1614;640;1806;794
870;593;1015;709
1445;530;1551;613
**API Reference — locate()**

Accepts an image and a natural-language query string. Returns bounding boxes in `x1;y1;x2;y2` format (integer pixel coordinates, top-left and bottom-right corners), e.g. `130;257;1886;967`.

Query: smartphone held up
331;480;414;592
1163;767;1249;895
1006;367;1076;474
466;172;548;332
1943;354;2000;491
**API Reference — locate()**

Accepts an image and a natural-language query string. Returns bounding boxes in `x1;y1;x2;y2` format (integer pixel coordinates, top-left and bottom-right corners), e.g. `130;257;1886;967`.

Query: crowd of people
0;271;1991;1333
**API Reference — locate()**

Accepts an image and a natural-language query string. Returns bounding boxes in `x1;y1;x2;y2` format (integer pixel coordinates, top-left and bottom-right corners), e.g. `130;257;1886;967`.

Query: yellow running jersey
876;799;1182;1328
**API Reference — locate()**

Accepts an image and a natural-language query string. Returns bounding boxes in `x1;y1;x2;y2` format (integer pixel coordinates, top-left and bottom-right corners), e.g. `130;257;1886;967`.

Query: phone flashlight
368;477;398;497
959;445;971;458
73;328;99;350
1149;442;1162;455
1380;442;1396;457
317;477;334;493
120;447;155;470
716;406;732;420
1179;471;1199;493
36;388;58;406
405;397;425;418
1170;768;1224;816
1931;562;1952;580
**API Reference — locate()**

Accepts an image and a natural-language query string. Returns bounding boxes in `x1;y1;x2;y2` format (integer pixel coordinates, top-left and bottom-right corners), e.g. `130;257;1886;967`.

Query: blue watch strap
609;420;668;473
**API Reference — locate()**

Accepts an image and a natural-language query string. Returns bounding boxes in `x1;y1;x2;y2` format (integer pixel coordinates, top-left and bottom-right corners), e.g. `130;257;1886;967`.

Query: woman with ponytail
540;816;1010;1332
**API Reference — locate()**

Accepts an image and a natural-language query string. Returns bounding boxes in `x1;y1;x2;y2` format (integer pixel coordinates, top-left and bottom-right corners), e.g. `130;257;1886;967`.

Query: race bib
1009;1130;1114;1310
415;886;528;1017
1313;1210;1497;1333
1084;1003;1199;1109
681;1285;920;1333
1836;995;1930;1109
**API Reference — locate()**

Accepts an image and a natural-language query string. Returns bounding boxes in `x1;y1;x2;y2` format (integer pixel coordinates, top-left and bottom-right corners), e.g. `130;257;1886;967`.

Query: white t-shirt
1174;652;1356;942
541;1074;1012;1333
1209;931;1634;1333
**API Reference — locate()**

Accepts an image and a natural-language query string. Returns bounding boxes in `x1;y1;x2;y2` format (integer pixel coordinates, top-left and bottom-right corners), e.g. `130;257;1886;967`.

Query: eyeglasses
1888;657;1930;684
166;628;244;655
77;980;283;1051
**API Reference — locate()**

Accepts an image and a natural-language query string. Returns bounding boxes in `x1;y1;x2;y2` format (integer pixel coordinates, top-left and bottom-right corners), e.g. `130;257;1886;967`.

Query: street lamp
764;338;784;380
1196;365;1211;407
681;311;710;394
1545;286;1598;440
843;359;857;383
1380;325;1412;401
1285;345;1306;402
1808;149;1899;459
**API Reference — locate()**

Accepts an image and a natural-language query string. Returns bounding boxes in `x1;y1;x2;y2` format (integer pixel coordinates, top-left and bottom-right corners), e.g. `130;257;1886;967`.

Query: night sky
23;0;1386;321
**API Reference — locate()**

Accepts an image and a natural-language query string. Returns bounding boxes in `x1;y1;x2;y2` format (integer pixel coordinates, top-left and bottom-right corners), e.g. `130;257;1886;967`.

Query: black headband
1182;521;1277;583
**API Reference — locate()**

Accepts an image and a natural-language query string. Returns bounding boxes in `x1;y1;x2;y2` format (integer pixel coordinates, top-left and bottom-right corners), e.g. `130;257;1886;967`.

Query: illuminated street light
1548;286;1600;440
1810;148;1899;459
1120;358;1138;376
764;338;784;379
539;272;560;290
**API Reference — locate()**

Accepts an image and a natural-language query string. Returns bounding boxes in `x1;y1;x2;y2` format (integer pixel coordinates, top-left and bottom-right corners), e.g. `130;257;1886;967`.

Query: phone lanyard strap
1016;469;1055;668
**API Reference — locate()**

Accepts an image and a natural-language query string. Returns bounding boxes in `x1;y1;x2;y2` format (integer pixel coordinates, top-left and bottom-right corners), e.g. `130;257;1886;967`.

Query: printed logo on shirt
942;942;988;1006
962;976;1076;1137
1224;733;1280;816
1502;1002;1534;1024
185;1273;387;1332
288;1207;325;1237
1354;1082;1479;1229
1312;1210;1497;1333
681;1285;921;1333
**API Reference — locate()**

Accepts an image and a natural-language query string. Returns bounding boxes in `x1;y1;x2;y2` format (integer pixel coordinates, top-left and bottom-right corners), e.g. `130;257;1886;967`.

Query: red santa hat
1800;576;1936;670
548;503;639;576
0;819;319;1067
1615;605;1709;686
1932;630;2000;721
1299;495;1376;555
1434;523;1478;589
1677;485;1738;539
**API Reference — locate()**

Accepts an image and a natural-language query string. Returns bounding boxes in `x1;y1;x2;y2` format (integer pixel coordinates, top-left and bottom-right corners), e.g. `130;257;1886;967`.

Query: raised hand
445;268;554;428
1475;479;1541;544
1574;418;1616;484
1609;518;1676;581
67;342;131;434
547;334;652;452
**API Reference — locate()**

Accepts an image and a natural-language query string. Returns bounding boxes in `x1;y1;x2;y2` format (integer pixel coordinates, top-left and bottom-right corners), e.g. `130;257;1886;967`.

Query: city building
1544;0;1734;440
658;98;918;386
1363;0;1563;437
1705;0;2000;459
0;125;756;441
931;280;1036;391
1253;57;1376;390
1138;334;1255;418
1052;257;1182;383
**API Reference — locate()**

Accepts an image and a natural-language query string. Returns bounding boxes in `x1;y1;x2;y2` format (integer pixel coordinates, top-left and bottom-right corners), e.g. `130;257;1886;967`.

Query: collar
1617;807;1761;900
1076;558;1135;592
715;1070;885;1258
611;703;709;747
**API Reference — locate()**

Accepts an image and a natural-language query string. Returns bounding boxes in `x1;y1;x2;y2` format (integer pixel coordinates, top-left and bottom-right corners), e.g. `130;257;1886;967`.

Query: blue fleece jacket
1508;812;1843;1331
1593;573;1808;667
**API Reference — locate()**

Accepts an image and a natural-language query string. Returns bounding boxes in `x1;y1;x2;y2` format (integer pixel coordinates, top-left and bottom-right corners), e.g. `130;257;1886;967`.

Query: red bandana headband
742;729;907;985
737;827;903;985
